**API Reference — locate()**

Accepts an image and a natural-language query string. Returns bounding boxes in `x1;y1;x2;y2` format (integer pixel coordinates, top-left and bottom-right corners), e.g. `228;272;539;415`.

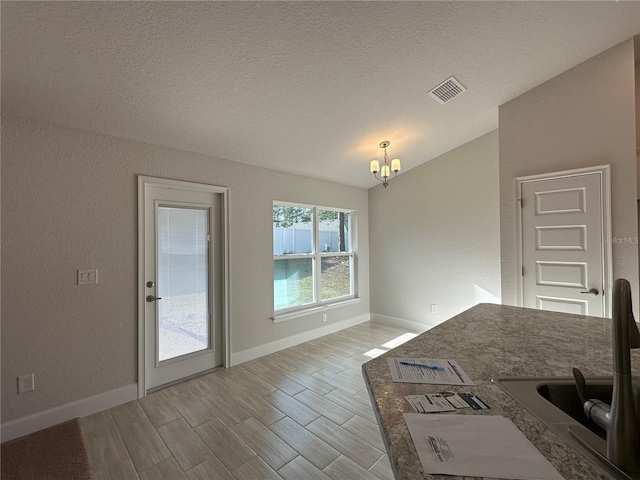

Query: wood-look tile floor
81;322;418;480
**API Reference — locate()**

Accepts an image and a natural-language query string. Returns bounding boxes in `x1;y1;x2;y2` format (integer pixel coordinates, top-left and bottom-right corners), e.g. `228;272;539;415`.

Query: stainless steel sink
493;376;640;480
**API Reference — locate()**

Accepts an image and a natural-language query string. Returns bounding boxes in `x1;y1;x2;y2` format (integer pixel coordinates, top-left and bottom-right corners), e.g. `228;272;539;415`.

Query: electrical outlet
431;304;438;314
18;373;35;394
322;313;328;322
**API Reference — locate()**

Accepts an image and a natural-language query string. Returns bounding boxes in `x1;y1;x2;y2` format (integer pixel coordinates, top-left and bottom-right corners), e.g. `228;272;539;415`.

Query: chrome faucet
573;278;640;472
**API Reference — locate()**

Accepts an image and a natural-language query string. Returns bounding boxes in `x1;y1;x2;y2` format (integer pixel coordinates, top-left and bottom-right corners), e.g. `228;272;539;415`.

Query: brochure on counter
387;358;475;385
406;392;490;413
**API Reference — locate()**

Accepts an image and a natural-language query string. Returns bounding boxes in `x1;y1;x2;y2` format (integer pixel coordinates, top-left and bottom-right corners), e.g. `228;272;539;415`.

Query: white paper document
403;414;563;480
406;394;457;413
387;358;475;385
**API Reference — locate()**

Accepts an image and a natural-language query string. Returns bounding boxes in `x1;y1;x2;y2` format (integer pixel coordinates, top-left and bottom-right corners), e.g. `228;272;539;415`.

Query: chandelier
370;141;401;188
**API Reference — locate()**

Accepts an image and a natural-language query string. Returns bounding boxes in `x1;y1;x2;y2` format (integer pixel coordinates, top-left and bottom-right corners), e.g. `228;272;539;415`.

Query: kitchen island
362;303;640;480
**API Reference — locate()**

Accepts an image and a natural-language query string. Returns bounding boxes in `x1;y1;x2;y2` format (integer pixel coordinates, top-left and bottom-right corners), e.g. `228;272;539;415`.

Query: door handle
580;288;599;296
146;295;162;302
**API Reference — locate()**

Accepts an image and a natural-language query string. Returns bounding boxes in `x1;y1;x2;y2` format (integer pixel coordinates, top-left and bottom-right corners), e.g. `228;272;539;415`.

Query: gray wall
500;39;638;310
636;35;640;155
1;116;370;422
369;131;501;327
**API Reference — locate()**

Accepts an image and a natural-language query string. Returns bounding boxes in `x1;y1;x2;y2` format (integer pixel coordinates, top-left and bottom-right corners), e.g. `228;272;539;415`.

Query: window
273;203;354;313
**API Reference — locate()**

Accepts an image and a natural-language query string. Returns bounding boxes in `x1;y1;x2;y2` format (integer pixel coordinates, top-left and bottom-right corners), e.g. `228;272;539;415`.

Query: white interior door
520;168;610;317
141;180;224;392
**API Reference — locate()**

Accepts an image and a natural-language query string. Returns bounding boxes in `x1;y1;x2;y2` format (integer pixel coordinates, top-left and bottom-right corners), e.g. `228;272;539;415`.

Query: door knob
580;288;599;296
146;295;162;302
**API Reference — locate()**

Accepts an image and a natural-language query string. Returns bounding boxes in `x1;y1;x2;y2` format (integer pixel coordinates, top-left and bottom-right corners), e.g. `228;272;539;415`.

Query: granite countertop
362;303;640;480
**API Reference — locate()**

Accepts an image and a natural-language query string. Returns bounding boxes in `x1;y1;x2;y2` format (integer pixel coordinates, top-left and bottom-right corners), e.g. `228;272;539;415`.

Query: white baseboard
369;313;435;333
231;313;370;366
1;383;137;443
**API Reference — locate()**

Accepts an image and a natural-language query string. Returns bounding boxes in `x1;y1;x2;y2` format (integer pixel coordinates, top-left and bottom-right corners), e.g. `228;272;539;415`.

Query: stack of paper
403;414;563;479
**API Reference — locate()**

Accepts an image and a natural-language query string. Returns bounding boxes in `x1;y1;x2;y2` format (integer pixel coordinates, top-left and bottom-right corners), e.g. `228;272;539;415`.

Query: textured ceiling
2;2;639;188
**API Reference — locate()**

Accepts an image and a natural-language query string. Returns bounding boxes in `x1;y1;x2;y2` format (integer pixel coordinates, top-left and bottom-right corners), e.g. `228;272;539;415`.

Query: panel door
521;172;604;316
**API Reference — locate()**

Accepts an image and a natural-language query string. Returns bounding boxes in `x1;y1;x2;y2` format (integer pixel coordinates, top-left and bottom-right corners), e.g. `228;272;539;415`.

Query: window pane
273;205;313;255
321;255;352;300
157;207;209;362
274;258;314;310
318;210;350;252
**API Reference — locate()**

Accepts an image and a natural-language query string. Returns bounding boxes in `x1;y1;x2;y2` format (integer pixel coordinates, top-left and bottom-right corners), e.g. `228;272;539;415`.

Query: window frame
273;201;356;317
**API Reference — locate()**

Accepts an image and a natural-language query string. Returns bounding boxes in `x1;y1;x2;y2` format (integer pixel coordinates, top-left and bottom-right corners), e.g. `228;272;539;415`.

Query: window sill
272;297;361;323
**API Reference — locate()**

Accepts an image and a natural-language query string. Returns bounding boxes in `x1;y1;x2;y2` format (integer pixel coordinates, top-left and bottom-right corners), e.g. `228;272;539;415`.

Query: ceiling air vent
427;76;466;105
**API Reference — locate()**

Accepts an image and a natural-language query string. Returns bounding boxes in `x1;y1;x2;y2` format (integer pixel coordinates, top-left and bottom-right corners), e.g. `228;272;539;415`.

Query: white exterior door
520;168;610;317
139;178;225;393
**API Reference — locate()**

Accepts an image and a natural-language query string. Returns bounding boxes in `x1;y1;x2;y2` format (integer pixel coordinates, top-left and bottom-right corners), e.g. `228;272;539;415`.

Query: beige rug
1;419;92;480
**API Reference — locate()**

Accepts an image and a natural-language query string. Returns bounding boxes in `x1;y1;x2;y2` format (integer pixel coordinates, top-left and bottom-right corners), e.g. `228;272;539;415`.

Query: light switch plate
78;268;98;285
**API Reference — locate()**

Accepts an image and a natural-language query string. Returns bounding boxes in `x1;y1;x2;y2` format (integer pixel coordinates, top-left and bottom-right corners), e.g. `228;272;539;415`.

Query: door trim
515;165;612;318
137;175;231;397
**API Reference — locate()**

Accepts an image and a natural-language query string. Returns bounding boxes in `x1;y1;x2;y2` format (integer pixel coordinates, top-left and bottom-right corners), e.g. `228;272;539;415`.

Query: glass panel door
142;180;223;392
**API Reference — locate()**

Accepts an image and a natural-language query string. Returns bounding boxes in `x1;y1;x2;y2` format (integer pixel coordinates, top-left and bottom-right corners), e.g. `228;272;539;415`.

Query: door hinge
207;234;210;242
522;266;525;276
518;198;523;208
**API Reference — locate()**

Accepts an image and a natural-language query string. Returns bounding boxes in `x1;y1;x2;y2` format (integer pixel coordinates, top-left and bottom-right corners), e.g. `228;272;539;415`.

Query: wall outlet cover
18;373;35;394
